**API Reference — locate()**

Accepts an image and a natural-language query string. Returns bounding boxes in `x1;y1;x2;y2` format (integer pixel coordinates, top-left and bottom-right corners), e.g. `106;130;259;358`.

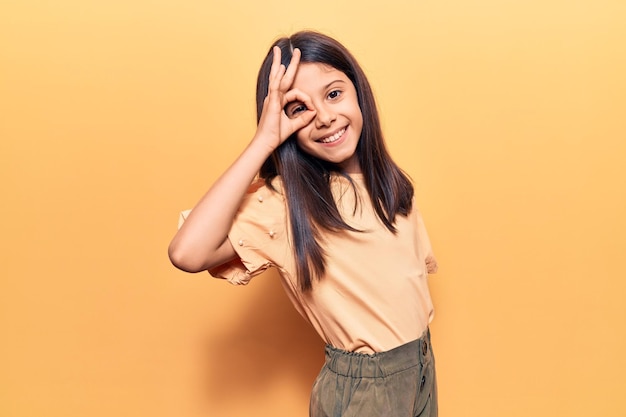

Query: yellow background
2;1;625;416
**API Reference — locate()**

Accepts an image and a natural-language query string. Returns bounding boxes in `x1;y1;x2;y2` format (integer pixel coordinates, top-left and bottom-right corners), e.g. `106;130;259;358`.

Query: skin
168;46;438;275
169;47;317;272
286;63;363;174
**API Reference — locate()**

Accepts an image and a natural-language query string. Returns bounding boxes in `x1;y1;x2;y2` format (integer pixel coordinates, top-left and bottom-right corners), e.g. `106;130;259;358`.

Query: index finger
280;48;302;90
269;46;284;82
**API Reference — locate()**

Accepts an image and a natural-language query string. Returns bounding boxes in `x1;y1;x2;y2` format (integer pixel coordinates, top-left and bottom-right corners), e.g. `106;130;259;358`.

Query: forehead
291;62;350;90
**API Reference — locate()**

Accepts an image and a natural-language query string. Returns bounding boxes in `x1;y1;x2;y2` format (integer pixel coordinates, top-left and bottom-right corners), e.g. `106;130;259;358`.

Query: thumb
290;109;317;132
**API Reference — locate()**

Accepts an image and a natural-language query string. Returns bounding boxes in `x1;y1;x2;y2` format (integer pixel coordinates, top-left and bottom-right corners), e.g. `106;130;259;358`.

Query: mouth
316;127;347;144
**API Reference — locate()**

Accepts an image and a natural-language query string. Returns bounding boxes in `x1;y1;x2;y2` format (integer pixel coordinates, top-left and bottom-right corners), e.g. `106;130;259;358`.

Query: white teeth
319;128;345;144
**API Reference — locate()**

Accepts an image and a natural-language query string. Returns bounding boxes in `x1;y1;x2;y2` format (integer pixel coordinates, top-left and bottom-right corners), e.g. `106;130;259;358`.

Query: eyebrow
322;79;346;90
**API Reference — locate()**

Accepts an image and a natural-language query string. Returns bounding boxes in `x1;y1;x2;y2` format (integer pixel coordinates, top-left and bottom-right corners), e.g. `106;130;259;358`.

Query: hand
425;255;438;274
254;46;316;151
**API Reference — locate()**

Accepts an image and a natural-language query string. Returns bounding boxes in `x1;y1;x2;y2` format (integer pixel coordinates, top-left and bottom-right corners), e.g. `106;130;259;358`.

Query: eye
328;90;342;100
285;102;307;118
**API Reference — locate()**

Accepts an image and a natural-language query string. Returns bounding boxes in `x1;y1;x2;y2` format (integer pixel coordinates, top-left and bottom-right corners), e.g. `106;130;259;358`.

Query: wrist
249;133;279;157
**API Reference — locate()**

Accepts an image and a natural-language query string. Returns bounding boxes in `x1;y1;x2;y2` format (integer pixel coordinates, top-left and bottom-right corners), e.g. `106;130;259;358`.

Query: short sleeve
218;180;289;284
178;209;191;229
178;179;289;285
412;203;435;262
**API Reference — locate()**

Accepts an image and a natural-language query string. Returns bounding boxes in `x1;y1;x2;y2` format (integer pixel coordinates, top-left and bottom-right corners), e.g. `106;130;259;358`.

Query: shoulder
245;177;284;199
250;176;284;194
238;177;286;216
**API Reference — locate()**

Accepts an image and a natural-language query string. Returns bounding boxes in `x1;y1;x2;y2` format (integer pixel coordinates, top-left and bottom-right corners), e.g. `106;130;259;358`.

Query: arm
168;47;316;273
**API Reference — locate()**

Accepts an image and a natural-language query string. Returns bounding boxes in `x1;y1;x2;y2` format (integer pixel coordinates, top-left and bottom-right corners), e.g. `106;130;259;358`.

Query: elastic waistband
323;329;433;378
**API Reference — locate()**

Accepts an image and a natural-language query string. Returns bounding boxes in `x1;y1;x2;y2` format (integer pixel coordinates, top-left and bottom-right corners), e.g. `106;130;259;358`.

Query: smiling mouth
317;127;346;144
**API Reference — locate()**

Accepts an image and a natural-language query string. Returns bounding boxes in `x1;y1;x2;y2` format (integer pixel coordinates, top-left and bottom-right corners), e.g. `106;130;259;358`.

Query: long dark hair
255;31;414;291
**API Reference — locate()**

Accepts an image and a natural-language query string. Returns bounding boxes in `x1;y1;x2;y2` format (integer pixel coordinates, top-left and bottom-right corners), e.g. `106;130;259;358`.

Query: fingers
269;46;280;80
280;48;301;90
278;106;315;141
268;46;286;93
288;107;316;132
280;89;316;137
425;255;438;274
261;46;312;142
269;46;302;94
283;88;314;111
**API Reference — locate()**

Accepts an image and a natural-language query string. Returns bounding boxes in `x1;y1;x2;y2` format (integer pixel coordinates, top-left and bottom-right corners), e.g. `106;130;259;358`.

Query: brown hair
256;31;414;291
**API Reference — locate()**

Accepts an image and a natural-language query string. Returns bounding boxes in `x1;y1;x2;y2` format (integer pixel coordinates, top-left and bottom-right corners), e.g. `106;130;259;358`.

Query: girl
169;31;439;417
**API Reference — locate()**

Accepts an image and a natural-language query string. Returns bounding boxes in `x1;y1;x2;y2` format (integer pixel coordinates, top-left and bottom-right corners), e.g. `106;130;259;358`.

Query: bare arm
168;47;316;273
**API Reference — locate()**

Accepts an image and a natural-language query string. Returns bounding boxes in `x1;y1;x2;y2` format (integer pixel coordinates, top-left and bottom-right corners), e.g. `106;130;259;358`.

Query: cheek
353;108;364;135
294;128;307;144
294;130;313;152
347;97;363;127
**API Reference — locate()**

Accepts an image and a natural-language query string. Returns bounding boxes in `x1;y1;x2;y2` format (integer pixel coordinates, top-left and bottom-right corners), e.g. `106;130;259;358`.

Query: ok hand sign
254;46;317;151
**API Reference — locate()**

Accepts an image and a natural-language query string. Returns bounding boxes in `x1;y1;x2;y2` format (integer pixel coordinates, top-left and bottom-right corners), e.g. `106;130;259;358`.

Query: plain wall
1;0;625;416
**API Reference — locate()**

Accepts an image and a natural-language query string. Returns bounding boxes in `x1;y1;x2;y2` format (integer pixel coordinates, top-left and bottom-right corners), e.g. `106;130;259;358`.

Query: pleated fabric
309;329;437;417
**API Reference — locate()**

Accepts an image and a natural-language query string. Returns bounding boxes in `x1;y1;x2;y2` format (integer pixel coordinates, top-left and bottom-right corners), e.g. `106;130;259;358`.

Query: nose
314;103;336;128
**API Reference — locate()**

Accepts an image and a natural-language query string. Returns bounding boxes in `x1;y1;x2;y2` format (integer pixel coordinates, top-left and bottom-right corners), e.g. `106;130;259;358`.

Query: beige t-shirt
181;174;435;354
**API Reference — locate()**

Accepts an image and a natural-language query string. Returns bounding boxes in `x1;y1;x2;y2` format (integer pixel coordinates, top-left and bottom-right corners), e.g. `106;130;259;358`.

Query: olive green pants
309;329;437;417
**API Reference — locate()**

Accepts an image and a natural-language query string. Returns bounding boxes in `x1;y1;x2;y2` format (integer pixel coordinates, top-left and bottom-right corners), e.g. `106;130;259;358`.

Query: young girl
169;31;439;417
